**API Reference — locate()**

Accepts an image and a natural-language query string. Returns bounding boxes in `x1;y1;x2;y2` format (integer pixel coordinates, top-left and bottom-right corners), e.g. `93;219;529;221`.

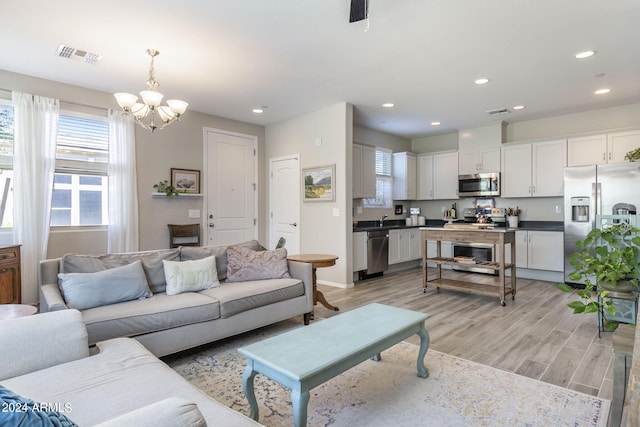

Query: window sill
151;192;202;198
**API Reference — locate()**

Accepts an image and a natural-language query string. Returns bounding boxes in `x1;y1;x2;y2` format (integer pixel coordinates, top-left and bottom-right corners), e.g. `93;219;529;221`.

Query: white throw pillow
163;255;219;295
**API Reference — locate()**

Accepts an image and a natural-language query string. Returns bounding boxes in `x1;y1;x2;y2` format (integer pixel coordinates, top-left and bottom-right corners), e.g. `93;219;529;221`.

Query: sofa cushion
180;240;266;281
80;292;221;344
226;246;291;282
60;249;181;294
94;397;206;427
163;255;219;295
58;261;152;310
0;385;77;426
200;278;303;318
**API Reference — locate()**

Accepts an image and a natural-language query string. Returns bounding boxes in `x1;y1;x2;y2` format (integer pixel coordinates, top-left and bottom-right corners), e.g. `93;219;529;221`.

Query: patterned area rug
164;318;610;427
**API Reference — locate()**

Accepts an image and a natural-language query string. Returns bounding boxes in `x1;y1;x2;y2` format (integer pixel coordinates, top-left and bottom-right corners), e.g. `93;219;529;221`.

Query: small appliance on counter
409;207;421;226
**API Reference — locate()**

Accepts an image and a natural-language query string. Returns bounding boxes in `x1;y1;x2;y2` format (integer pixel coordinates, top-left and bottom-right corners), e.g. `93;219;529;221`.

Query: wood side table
0;304;37;320
287;254;339;313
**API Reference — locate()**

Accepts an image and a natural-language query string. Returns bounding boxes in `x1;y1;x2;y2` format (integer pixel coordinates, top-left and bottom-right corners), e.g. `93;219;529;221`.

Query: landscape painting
303;164;335;202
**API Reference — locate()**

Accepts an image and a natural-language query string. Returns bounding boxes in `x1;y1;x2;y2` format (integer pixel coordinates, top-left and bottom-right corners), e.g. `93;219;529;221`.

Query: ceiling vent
56;44;102;65
486;107;510;116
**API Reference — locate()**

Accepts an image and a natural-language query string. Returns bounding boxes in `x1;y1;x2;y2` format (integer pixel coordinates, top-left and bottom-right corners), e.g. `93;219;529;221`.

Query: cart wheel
422;288;427;294
512;295;515;300
501;300;506;306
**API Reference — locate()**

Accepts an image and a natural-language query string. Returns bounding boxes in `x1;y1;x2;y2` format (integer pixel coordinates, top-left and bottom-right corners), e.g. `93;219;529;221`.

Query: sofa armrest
94;397;206;427
40;283;68;312
287;260;313;308
0;310;89;381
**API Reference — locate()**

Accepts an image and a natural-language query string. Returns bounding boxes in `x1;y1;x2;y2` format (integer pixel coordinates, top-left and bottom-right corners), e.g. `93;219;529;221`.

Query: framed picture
171;168;200;194
303;164;335;202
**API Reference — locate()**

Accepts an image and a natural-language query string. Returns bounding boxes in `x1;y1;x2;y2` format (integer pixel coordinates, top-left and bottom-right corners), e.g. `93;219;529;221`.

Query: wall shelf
151;192;202;198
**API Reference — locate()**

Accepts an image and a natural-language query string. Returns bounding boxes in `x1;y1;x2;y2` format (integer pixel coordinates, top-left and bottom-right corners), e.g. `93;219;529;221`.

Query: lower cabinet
389;229;422;265
506;230;563;271
353;232;367;272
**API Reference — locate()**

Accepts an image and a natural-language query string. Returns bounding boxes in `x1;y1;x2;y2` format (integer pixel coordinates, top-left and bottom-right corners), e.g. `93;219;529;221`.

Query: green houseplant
153;180;184;197
558;222;640;325
624;147;640;162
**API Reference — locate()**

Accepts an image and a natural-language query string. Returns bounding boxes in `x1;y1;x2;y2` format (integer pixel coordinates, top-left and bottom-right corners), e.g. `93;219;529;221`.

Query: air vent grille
486;108;510;116
56;44;102;65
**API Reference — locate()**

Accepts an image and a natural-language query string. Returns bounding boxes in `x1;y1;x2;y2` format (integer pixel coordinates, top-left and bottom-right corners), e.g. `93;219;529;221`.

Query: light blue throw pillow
0;384;77;426
58;260;152;310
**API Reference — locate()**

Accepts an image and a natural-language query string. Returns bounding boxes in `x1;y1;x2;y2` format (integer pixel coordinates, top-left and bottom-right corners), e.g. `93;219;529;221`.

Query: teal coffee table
238;303;430;427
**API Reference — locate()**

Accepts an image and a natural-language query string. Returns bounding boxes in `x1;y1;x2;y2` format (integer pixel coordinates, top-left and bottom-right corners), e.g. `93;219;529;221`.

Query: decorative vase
599;279;636;293
507;216;519;228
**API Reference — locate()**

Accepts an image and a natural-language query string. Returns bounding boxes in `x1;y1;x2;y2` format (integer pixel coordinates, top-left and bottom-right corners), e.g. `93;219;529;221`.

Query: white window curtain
12;92;59;305
107;110;139;253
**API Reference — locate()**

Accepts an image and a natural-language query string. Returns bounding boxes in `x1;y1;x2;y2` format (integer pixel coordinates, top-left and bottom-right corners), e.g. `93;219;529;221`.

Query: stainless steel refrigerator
564;163;640;284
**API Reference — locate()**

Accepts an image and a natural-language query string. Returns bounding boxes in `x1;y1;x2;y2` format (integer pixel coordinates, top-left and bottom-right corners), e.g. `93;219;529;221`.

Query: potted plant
153;180;183;197
624;147;640;162
558;222;640;327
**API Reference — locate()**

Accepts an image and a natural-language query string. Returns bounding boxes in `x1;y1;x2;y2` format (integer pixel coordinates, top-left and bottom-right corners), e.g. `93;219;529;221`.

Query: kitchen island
420;226;516;305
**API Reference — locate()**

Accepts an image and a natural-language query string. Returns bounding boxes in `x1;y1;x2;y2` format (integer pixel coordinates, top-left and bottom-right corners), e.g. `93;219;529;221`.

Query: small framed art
303;164;335;202
171;168;200;194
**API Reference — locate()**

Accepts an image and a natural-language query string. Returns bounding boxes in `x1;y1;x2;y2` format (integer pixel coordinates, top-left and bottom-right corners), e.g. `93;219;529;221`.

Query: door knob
289;222;297;227
209;223;214;228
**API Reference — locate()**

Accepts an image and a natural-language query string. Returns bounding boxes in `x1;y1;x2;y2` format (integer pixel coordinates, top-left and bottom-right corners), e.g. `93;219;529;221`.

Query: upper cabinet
458;148;501;175
353;143;376;199
417;151;458;200
392;152;417;200
568;130;640;166
501;139;567;198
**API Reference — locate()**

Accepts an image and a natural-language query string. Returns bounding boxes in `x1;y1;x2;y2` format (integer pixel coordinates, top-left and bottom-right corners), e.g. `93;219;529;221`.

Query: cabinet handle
609;152;612;160
603;153;606;161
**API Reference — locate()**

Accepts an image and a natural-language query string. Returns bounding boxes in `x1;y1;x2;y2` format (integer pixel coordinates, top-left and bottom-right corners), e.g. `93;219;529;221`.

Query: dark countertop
353;219;564;233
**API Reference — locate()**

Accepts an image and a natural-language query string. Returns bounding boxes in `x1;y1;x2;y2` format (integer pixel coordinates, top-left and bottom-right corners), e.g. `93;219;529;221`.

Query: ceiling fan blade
349;0;368;23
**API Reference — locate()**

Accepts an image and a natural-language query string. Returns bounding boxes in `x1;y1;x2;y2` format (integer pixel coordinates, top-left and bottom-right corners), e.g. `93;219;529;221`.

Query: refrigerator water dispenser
571;197;590;222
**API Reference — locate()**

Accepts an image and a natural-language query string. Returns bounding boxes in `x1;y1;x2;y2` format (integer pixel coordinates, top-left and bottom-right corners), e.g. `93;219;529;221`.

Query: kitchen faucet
379;215;388;227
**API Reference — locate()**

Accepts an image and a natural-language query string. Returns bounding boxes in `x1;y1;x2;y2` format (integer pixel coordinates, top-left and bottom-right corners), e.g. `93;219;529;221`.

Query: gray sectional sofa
39;240;314;357
0;309;261;426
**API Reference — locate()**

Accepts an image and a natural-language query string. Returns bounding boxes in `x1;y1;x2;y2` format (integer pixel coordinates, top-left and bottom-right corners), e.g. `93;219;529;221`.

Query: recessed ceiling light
512;105;525;110
594;88;610;95
431;121;441;126
575;50;596;59
252;108;264;114
382;103;395;108
474;78;490;85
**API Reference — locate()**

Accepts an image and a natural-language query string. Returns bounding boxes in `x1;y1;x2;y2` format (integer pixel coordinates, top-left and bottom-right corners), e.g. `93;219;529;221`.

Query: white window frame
363;147;393;209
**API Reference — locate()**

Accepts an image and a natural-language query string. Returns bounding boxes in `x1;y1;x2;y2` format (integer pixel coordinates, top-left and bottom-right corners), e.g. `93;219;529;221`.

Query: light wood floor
315;267;615;401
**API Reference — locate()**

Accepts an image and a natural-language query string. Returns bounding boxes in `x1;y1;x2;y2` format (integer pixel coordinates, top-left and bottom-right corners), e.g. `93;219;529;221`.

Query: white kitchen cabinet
433;151;459;199
417;154;434;200
392;152;417;200
388;228;422;265
353;231;367;272
506;230;563;271
459;148;501;175
501;139;566;198
352;143;376;198
417;151;458;200
567;130;640;166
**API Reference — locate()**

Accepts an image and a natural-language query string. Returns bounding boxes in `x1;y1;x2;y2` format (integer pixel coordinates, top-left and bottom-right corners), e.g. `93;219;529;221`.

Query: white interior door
269;155;300;254
205;129;257;246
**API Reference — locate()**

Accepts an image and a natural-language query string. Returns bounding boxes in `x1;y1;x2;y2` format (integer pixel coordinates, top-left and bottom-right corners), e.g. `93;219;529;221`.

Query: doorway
269;155;300;254
204;128;257;246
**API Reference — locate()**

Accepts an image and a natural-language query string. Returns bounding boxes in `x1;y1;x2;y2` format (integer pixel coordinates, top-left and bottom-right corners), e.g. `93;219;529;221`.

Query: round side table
287;254;339;313
0;304;38;320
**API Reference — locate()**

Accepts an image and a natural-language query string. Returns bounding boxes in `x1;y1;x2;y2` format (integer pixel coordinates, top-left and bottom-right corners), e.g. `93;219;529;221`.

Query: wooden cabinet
501;139;566;197
0;245;21;304
352;143;376;198
568;130;640;166
459;148;501;175
392;152;417;200
353;232;367;272
418;151;458;200
506;230;563;271
389;228;422;265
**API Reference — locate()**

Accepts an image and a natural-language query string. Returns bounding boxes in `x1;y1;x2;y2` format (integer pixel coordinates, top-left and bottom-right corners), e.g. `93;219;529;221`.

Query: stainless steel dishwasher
364;229;389;278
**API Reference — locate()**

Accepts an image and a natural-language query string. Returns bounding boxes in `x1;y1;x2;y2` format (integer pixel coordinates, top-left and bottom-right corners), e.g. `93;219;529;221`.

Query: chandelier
114;49;188;132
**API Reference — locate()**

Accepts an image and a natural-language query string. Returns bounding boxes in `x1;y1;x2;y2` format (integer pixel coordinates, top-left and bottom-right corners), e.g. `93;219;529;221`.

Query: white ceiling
1;1;638;139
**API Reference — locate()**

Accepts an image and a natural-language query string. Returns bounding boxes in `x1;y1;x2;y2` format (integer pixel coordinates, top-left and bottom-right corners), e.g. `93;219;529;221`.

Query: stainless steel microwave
458;172;500;197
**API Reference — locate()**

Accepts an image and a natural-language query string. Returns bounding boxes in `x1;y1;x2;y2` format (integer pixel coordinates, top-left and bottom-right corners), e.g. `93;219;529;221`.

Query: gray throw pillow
180;240;267;281
226;246;291;282
58;260;152;310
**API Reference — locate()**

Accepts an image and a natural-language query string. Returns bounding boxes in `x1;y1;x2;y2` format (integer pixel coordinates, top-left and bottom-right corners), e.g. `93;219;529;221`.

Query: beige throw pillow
226;246;291;282
162;256;219;295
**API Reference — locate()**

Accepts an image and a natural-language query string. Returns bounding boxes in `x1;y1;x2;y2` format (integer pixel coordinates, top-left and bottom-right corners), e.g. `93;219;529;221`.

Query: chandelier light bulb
113;49;187;132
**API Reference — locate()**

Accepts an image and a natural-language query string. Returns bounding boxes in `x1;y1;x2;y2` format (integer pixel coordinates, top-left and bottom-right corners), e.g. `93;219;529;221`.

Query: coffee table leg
416;327;430;379
291;388;310;427
242;363;259;420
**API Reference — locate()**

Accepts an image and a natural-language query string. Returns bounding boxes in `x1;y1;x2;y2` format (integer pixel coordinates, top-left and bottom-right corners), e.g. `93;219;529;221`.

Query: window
0;100;14;228
51;112;109;226
363;148;393;208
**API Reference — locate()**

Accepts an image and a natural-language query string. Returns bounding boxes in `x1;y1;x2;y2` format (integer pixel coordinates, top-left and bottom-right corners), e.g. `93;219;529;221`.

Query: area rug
165;320;610;427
